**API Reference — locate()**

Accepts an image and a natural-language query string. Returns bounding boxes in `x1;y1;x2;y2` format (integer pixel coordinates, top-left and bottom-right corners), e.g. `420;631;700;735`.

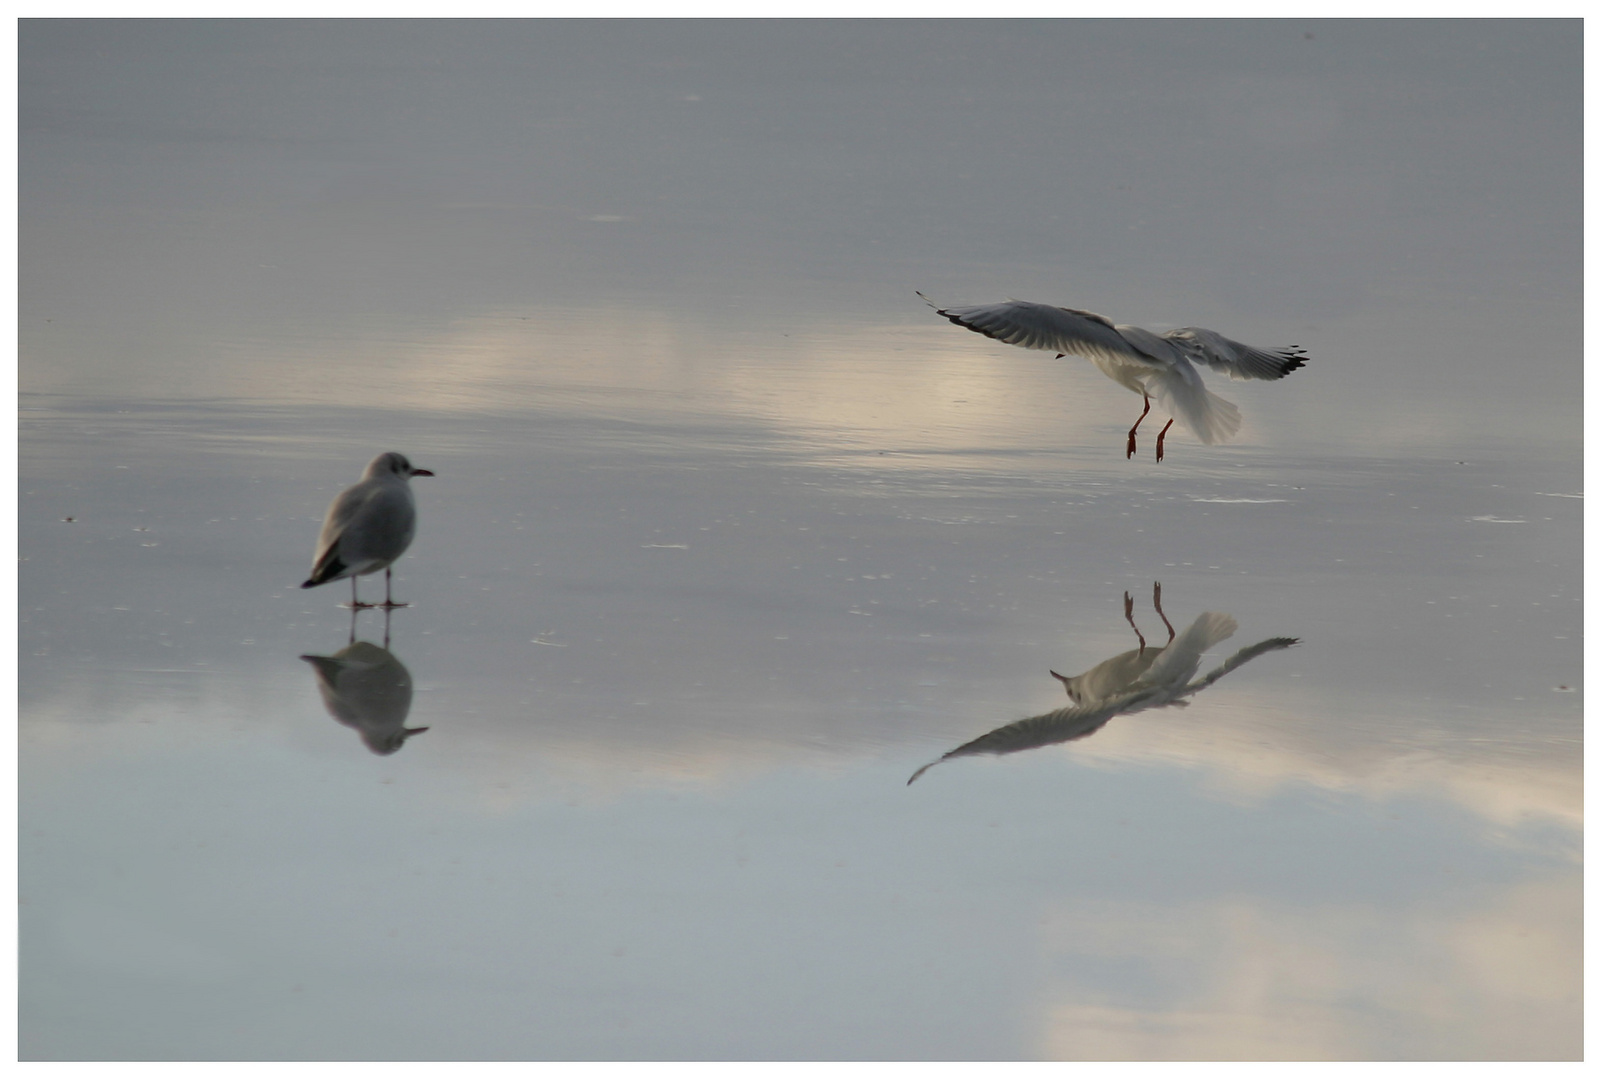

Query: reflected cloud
1036;874;1581;1060
910;584;1298;784
299;611;428;755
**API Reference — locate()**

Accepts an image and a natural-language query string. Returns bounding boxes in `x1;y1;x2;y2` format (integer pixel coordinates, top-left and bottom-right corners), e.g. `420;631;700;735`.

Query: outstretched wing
1163;327;1307;381
918;292;1149;363
906;695;1141;785
1182;637;1301;695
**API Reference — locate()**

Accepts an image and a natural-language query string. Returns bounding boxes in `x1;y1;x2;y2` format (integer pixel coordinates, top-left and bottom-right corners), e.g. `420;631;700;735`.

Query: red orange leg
1153;581;1175;643
1155;418;1174;463
1126;395;1152;459
1124;590;1147;654
348;577;374;609
380;567;409;609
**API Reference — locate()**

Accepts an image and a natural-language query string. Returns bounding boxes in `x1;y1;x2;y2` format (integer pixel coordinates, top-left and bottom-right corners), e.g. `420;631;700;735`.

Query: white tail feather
1148;369;1242;445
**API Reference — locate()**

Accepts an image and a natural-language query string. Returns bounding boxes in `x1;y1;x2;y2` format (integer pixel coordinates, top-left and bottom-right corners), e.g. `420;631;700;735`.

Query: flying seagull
301;452;433;608
918;292;1306;461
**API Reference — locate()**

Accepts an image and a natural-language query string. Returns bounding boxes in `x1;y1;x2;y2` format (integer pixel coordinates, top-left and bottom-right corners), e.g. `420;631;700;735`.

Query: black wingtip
302;557;346;588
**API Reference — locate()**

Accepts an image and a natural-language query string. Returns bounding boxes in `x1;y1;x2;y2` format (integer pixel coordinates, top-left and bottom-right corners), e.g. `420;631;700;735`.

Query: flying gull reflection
300;609;429;755
1050;583;1178;702
918;292;1306;461
301;451;433;608
908;584;1299;784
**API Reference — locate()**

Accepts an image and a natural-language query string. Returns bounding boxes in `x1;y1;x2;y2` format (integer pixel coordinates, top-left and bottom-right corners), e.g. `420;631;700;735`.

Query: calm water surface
18;21;1581;1060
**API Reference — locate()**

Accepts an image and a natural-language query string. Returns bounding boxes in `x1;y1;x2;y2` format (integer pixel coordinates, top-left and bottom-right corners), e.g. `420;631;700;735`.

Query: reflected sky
20;20;1581;453
18;19;1581;1061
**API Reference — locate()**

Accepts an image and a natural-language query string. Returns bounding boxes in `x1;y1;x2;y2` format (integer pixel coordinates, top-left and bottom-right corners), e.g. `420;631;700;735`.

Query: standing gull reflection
300;610;429;755
909;586;1299;784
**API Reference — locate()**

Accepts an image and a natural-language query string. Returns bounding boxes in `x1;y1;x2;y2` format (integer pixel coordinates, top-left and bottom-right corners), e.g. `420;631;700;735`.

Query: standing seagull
301;452;434;608
918;292;1306;461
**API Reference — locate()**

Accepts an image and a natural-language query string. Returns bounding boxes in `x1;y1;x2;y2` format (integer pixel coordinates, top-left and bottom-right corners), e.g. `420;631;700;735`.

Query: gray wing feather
1163;327;1307;381
312;484;374;566
919;293;1147;363
906;694;1145;784
1182;637;1301;694
310;480;415;580
308;486;363;580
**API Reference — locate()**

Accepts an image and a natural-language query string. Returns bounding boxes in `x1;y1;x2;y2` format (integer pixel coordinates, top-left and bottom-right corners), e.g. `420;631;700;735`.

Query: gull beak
411;468;435;477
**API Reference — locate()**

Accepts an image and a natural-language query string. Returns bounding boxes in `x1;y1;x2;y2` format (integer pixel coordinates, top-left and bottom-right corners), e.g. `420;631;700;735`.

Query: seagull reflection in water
300;608;429;755
909;584;1298;784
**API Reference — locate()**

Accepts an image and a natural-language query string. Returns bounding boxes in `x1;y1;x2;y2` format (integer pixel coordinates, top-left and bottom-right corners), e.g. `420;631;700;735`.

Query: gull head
365;451;435;480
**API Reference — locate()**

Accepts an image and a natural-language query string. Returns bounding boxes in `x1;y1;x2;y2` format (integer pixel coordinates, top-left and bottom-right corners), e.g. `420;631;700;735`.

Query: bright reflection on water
18;20;1581;1061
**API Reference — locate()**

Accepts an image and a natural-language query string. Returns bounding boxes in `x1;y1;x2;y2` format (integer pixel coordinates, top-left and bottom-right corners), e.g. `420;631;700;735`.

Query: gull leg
1155;419;1175;463
347;576;372;610
1153;581;1175;644
381;567;409;609
1126;395;1151;459
1124;590;1147;654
